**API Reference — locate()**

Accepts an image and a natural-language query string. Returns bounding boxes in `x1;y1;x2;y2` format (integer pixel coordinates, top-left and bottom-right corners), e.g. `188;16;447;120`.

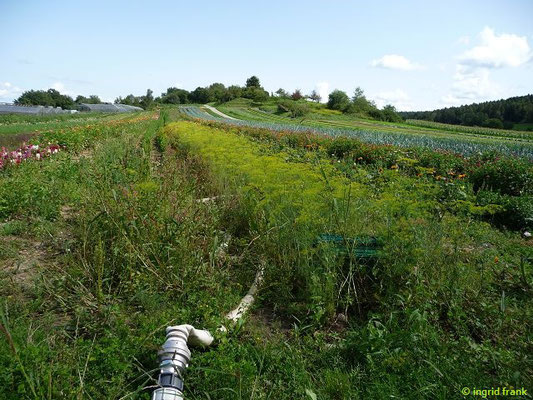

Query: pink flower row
0;143;61;169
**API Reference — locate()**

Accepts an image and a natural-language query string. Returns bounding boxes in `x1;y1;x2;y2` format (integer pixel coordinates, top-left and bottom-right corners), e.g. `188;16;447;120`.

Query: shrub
277;100;309;118
290;103;310;118
326;137;359;157
469;158;533;196
327;90;350;111
485;118;504;129
476;190;533;230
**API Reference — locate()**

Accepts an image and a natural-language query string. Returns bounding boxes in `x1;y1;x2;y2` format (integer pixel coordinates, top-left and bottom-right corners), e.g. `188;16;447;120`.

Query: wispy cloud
457;36;470;45
47;76;93;86
370;54;424;71
50;81;72;95
16;58;33;65
441;65;500;106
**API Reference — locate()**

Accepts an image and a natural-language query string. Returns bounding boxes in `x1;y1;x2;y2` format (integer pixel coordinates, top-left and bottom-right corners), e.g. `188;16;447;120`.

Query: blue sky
1;0;532;110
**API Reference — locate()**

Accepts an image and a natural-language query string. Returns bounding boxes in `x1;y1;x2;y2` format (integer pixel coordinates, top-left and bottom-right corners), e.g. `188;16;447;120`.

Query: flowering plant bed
0;142;61;169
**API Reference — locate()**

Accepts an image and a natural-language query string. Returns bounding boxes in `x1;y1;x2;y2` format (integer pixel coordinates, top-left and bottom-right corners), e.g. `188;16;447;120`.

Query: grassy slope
216;101;533;143
184;105;533;160
0;112;531;399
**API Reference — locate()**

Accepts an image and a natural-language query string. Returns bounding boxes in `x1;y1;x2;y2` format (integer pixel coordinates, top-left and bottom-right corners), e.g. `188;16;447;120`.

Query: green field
216;101;533;143
0;109;531;399
178;102;533;160
0;113;129;138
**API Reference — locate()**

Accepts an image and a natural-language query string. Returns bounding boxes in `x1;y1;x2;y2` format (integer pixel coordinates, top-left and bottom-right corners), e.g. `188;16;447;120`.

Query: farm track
1;237;49;293
0;209;77;304
150;136;163;177
0;131;37;149
202;104;239;120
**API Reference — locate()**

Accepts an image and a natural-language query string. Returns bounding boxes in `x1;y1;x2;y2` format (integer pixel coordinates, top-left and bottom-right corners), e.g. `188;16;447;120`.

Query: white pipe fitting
152;325;213;400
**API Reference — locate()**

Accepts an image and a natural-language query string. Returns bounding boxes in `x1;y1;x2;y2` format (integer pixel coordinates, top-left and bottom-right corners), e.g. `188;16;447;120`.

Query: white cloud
459;27;532;68
370;54;423;71
50;81;71;95
457;36;470;45
315;81;330;103
442;27;530;107
0;82;23;102
455;65;498;98
374;89;414;111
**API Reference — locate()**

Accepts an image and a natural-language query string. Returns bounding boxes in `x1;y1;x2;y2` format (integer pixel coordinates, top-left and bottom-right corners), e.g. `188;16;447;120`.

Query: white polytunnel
78;103;143;112
0;103;68;115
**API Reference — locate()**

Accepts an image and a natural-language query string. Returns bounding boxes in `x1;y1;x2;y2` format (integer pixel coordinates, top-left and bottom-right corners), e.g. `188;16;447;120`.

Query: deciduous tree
308;90;322;103
245;75;261;88
327;90;350;111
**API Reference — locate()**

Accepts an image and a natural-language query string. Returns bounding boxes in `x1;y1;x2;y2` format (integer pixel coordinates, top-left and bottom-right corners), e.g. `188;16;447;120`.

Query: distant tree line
114;89;154;110
400;95;533;130
29;77;530;127
152;76;270;105
14;88;154;110
12;77;402;123
14;89;75;110
75;95;101;104
15;90;106;110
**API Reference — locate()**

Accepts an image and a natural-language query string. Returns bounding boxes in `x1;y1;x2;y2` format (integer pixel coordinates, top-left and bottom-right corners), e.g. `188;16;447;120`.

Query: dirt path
0;132;38;149
151;137;163;177
1;236;49;294
202;105;240;120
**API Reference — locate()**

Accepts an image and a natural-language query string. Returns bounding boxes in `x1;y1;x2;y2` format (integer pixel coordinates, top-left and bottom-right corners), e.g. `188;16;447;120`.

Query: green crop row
193;119;533;231
406;119;533;140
